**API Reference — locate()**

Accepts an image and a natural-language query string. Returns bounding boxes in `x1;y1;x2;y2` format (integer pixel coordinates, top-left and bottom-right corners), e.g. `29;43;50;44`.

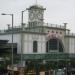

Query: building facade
0;4;75;75
0;5;75;54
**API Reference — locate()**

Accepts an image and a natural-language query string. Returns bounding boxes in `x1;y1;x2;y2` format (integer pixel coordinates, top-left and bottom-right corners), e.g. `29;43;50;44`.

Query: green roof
15;53;75;60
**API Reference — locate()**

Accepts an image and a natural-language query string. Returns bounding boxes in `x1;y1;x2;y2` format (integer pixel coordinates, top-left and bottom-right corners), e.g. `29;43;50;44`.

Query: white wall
23;33;46;54
69;37;75;53
1;32;74;54
0;33;46;54
64;37;69;53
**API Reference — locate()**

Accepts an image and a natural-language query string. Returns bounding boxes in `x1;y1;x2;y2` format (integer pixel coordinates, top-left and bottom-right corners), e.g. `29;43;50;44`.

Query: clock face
29;10;43;21
37;13;42;19
29;13;34;21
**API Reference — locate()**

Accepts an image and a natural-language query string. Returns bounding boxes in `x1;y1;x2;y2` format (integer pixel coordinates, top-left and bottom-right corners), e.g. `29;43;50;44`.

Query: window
48;31;49;32
60;32;62;34
33;41;37;52
52;31;54;33
48;39;58;50
46;39;58;52
46;38;64;52
56;31;58;34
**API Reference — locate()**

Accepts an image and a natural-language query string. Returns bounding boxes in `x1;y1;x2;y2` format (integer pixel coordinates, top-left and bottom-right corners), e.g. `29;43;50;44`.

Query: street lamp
21;10;26;26
21;10;27;66
1;13;14;75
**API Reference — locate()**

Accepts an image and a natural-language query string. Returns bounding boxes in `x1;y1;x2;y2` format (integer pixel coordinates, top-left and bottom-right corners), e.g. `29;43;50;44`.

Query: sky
0;0;74;32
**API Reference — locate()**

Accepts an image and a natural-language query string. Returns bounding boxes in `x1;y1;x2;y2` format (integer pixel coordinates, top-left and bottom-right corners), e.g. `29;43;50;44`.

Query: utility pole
1;13;14;75
21;10;26;66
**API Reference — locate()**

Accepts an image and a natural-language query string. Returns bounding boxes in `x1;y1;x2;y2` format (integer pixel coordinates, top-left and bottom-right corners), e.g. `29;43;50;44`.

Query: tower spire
35;0;37;5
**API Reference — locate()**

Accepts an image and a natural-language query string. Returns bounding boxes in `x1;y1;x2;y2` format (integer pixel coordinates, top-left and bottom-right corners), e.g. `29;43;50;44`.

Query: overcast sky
0;0;74;32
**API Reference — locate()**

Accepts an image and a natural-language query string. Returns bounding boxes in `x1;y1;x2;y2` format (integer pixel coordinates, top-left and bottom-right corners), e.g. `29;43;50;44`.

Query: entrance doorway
46;38;64;52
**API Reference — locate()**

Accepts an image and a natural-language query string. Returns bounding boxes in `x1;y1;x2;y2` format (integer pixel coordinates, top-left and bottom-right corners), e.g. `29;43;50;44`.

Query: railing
66;33;75;37
44;23;65;29
8;26;21;29
0;23;65;34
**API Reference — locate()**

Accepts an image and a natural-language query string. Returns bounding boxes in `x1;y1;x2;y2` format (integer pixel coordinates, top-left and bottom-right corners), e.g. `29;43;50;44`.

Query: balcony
0;23;66;34
44;23;65;29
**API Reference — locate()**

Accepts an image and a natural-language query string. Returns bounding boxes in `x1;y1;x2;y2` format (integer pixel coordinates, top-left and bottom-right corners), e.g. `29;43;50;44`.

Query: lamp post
1;13;14;75
21;10;27;66
21;10;27;30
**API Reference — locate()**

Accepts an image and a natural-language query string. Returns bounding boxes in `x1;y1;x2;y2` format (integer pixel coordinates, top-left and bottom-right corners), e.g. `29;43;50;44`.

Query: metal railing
0;23;66;34
44;23;65;29
66;33;75;36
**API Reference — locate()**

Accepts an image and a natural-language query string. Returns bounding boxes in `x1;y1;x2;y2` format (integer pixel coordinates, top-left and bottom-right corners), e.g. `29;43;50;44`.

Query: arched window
33;41;37;53
46;38;64;52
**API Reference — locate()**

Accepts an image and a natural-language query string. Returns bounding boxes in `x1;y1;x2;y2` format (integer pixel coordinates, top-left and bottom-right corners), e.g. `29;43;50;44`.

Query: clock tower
27;5;46;27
